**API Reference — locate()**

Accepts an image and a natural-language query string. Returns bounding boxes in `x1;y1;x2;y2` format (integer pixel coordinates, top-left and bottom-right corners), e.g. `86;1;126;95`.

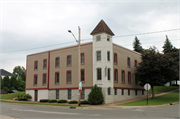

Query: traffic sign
144;83;151;90
79;89;82;92
79;82;82;90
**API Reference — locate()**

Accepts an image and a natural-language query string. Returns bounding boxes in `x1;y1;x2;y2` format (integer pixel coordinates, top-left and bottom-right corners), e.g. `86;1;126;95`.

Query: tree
88;84;104;105
17;76;25;91
10;75;17;90
162;35;173;54
1;75;4;89
133;36;143;53
13;66;26;81
3;76;10;89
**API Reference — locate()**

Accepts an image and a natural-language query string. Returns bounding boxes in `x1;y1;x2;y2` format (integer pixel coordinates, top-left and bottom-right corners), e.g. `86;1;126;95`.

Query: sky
0;0;179;73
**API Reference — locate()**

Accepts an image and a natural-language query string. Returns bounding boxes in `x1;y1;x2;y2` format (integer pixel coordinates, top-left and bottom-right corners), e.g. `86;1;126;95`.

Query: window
43;59;47;69
81;89;85;99
56;90;59;99
135;90;137;95
34;61;38;70
135;60;137;67
114;88;117;95
81;69;85;82
114;69;118;82
108;88;111;95
107;36;110;41
67;55;71;66
122;89;124;95
67;71;71;83
55;72;59;84
97;68;101;80
114;53;117;64
107;51;110;61
81;53;84;64
142;90;144;95
127;57;130;67
55;57;60;67
128;72;131;84
68;89;71;100
42;73;46;85
135;74;138;85
34;74;37;85
128;89;130;95
99;87;102;92
96;35;101;41
97;51;101;61
108;68;110;80
121;70;125;83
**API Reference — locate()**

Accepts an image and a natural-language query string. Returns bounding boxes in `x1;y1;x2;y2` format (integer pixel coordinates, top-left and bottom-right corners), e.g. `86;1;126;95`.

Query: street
0;103;179;119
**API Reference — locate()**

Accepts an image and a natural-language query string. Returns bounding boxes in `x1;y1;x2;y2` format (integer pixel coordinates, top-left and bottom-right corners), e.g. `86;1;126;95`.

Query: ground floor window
68;89;71;99
142;90;144;95
128;89;130;95
135;90;137;95
81;89;85;99
108;88;111;95
114;88;117;95
56;90;59;99
122;89;124;95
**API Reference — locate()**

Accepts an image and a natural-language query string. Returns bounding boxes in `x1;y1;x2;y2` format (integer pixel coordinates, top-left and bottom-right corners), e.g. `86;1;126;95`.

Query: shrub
17;93;32;101
2;86;9;91
40;99;49;102
171;84;179;86
88;84;104;105
80;100;89;104
48;99;57;103
10;87;16;90
57;100;67;103
15;98;18;100
18;97;27;101
68;100;78;104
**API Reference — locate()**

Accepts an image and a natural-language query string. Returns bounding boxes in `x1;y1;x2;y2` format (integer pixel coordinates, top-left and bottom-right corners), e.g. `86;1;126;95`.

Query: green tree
88;84;104;105
13;66;26;81
3;76;10;89
10;75;17;90
162;35;173;54
133;36;143;53
17;76;25;91
1;75;4;89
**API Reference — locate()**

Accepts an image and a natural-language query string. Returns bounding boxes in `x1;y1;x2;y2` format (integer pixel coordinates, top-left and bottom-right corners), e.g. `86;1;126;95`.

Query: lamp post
68;27;81;106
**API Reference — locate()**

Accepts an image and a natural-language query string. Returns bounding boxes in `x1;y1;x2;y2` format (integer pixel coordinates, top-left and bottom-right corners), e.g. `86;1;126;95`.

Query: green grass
0;92;24;99
117;91;179;106
0;100;86;107
148;86;179;94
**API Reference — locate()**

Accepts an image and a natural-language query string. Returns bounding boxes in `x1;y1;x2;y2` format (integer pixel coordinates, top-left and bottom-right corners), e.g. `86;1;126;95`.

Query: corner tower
91;20;115;103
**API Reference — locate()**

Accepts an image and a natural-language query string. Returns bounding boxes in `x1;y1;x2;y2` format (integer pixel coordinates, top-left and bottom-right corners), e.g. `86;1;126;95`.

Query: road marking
134;109;144;111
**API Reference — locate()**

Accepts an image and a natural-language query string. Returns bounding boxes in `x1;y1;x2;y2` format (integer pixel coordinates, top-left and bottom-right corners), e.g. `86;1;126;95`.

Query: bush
40;99;49;102
17;93;32;101
10;87;16;90
80;100;89;104
57;100;67;103
18;97;27;101
2;86;9;91
48;99;57;103
171;84;179;86
68;100;78;104
88;84;104;105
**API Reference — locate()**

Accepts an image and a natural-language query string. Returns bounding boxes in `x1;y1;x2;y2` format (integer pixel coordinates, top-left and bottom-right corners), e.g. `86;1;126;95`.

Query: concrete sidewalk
0;115;20;119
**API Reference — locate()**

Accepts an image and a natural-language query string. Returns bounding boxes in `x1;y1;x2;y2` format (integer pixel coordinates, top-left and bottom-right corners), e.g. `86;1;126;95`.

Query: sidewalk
0;115;19;119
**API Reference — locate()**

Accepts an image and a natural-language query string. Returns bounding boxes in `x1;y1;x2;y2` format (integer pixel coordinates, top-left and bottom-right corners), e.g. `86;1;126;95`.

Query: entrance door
35;90;38;101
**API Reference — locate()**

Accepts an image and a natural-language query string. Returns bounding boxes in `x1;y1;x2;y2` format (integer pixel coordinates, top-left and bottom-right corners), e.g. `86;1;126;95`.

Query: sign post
144;83;151;105
79;82;82;92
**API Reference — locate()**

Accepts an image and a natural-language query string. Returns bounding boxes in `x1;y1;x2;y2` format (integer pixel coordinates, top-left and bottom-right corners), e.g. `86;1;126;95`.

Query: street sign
79;82;82;90
79;89;82;92
144;83;151;90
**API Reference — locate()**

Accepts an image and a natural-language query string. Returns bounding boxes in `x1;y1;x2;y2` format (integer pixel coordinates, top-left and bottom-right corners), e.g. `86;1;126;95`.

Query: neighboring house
0;69;13;79
26;20;146;103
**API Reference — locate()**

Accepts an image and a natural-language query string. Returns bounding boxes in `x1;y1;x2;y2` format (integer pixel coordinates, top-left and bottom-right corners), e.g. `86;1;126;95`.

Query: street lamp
68;27;81;106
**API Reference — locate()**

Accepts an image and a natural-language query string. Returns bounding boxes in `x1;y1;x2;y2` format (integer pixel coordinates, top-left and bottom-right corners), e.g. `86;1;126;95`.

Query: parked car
8;90;18;93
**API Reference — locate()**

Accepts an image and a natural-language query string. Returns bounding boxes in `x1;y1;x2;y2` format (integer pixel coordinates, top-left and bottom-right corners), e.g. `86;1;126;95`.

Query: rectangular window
122;70;125;83
114;88;117;95
122;89;124;95
127;57;130;67
96;35;101;41
81;69;85;82
99;87;102;92
97;51;101;61
142;90;144;95
34;74;37;85
107;51;110;61
114;53;117;64
67;55;71;66
128;72;131;84
43;59;47;69
81;53;84;64
34;61;38;70
56;90;59;99
42;73;46;85
68;89;71;100
55;57;60;67
135;60;137;67
97;68;101;80
107;36;110;41
108;68;110;80
114;69;118;82
55;72;59;84
128;89;130;95
135;90;137;95
67;71;71;83
81;89;85;99
108;88;111;95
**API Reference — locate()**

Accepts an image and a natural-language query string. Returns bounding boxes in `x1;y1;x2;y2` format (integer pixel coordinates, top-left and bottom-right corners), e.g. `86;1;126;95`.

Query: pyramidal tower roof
90;20;115;36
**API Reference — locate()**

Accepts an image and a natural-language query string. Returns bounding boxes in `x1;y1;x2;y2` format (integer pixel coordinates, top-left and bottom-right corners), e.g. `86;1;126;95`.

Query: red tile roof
90;20;115;36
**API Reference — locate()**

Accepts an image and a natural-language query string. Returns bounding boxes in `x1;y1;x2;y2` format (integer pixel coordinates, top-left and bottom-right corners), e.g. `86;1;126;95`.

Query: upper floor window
135;60;137;67
128;72;131;84
34;61;38;70
43;59;47;69
114;53;117;64
67;55;71;66
107;51;110;61
122;70;125;83
114;69;118;82
108;68;110;80
81;53;84;64
67;71;71;83
55;57;60;67
96;35;101;41
97;51;101;61
107;36;110;41
81;69;85;82
127;57;130;67
97;68;101;80
55;72;59;84
34;74;38;85
43;73;46;85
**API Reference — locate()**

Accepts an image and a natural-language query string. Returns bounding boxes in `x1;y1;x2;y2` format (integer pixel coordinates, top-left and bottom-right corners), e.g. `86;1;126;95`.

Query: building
0;69;13;79
26;20;146;103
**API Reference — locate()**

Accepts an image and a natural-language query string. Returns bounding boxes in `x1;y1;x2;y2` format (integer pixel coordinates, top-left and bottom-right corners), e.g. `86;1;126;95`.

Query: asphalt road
0;103;179;119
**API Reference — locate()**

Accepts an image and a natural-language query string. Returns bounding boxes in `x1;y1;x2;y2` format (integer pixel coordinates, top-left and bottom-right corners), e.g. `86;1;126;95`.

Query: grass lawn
0;100;86;107
148;86;179;94
117;91;179;106
0;92;24;99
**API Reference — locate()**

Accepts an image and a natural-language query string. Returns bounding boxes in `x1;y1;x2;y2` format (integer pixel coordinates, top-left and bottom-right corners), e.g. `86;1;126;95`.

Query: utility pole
78;26;81;106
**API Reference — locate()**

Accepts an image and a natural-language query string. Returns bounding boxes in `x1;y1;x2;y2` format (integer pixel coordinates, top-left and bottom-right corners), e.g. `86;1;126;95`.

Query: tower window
96;36;101;41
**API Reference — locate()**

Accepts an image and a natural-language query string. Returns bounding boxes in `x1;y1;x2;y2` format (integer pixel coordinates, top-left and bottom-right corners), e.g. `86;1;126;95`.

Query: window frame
81;69;85;82
114;88;117;95
97;51;101;61
68;89;71;100
114;53;118;64
34;60;38;70
114;69;118;82
122;89;124;95
128;89;130;95
43;59;47;69
142;90;144;95
56;90;59;100
55;72;59;84
127;57;131;67
96;35;101;41
42;73;47;85
107;51;110;61
66;70;72;83
81;53;85;64
97;68;102;80
34;74;38;86
55;57;60;67
67;55;72;66
135;90;138;95
107;36;110;41
128;71;131;84
108;88;111;95
81;89;85;100
108;68;110;80
121;70;125;83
